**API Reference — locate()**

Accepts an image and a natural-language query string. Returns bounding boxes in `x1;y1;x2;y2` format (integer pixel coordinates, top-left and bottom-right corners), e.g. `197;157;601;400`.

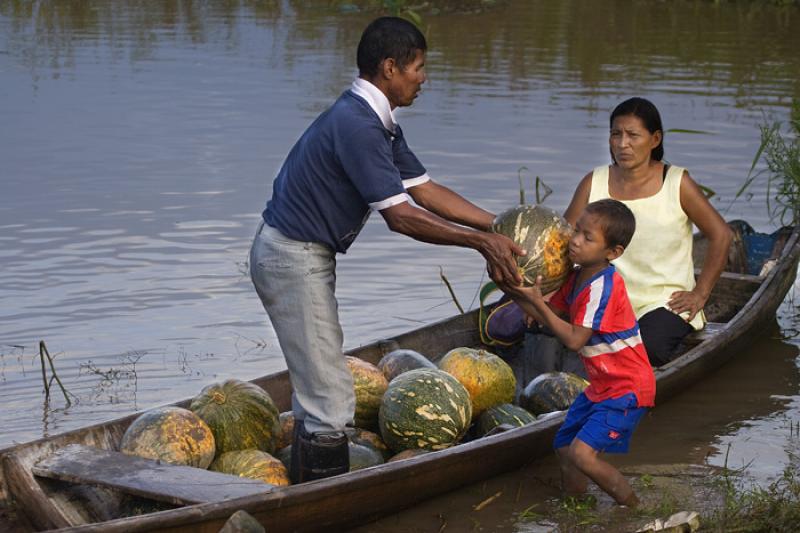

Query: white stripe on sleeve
402;173;430;189
582;278;604;329
370;193;410;211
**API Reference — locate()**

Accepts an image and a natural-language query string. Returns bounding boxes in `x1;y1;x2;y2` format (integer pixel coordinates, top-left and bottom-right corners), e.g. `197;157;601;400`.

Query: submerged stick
473;491;502;511
40;341;72;407
439;267;465;315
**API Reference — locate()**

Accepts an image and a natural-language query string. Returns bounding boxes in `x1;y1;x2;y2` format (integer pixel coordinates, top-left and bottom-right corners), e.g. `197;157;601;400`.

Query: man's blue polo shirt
263;88;427;253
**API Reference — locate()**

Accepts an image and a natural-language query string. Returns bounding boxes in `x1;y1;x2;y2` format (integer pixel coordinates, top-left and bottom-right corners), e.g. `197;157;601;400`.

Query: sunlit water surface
1;1;800;526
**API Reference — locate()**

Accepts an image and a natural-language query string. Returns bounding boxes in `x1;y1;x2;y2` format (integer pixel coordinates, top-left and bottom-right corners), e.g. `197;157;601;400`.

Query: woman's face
609;114;662;169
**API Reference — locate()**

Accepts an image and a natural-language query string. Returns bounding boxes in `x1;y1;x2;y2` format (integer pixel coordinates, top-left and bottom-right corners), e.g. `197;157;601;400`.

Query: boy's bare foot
619;492;640;508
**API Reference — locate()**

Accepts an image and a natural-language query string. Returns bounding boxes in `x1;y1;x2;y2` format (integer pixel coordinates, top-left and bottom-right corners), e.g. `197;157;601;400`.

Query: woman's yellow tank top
588;164;705;330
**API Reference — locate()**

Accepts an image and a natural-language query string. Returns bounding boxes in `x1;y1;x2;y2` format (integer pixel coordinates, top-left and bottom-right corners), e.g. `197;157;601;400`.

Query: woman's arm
670;171;734;321
563;172;593;225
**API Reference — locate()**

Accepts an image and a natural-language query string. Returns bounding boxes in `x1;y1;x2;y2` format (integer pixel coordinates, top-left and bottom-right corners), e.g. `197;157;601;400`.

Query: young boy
501;198;655;507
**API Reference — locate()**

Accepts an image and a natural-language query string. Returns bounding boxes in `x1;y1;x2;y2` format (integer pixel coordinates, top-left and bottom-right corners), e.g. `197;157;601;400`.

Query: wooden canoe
1;221;798;532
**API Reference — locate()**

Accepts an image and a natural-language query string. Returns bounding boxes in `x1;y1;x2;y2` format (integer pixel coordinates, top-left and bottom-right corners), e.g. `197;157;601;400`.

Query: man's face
386;49;426;109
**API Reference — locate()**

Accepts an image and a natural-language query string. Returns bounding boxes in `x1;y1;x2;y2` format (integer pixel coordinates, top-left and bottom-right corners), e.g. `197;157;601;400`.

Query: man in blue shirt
250;16;523;483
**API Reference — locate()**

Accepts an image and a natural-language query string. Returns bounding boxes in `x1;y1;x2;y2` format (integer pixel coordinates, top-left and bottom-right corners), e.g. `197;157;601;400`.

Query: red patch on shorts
608;430;620;440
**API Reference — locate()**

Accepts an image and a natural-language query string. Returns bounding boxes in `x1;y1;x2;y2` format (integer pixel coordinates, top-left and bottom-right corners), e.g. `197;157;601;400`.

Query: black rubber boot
290;421;349;484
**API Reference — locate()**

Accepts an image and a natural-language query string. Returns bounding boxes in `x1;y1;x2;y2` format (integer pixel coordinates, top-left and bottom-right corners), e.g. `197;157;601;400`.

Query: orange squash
437;347;516;418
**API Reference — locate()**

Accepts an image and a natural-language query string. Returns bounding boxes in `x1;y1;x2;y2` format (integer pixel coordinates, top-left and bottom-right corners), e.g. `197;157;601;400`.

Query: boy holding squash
499;199;655;507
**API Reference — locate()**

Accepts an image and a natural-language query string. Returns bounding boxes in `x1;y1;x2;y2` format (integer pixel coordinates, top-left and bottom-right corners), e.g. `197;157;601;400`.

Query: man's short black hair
357;17;427;77
584;199;636;249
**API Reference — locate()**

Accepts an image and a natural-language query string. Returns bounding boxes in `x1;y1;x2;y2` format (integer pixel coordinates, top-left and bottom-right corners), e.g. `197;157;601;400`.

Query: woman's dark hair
584;199;636;249
610;97;664;162
357;17;427;77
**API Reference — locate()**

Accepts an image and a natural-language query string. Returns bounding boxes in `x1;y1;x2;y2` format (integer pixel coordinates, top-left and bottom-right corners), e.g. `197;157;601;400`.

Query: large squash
438;347;516;418
210;449;289;486
346;356;389;430
520;371;589;415
276;411;295;451
190;379;281;456
120;406;215;468
379;368;472;453
491;204;572;294
377;349;436;382
476;403;537;437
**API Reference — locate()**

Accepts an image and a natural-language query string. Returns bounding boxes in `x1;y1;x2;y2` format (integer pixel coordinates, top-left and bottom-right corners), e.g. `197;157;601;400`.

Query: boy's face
569;212;621;268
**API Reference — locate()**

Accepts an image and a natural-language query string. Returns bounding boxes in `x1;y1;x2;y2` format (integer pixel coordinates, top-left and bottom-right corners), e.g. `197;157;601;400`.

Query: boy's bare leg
568;439;639;506
555;445;589;496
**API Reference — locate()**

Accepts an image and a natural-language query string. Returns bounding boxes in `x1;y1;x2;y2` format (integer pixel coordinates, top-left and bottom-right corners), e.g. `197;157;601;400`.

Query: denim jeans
249;221;355;434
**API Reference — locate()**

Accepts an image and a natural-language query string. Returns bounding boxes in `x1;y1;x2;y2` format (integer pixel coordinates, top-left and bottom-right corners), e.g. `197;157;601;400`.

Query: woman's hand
667;289;708;322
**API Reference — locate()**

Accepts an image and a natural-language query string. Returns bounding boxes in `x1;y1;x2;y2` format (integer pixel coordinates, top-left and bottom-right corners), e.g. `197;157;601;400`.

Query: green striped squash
349;442;385;471
520;372;589;415
476;403;537;437
377;349;436;382
209;449;289;486
345;427;391;460
387;448;431;462
346;356;389;430
120;406;215;468
190;379;281;456
273;441;384;472
491;204;572;294
379;368;472;453
276;411;295;451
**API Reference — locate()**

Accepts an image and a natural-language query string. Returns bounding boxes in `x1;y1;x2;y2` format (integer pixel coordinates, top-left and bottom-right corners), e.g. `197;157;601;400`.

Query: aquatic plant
738;101;800;224
707;462;800;531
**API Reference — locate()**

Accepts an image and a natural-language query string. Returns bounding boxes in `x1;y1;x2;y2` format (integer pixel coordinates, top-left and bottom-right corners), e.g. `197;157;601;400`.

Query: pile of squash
118;348;587;487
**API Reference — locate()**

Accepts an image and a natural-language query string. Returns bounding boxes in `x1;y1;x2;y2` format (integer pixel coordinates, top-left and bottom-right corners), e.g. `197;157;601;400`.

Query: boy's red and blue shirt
549;264;656;407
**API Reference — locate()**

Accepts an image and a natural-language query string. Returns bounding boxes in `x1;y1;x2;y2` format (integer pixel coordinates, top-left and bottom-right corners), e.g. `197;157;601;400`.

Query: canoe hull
2;224;798;532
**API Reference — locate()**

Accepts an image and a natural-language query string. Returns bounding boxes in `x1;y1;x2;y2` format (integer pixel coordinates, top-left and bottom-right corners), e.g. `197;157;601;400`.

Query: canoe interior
0;222;797;532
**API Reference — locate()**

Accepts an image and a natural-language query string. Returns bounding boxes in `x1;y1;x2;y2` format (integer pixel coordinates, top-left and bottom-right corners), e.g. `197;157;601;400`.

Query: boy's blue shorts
553;392;647;454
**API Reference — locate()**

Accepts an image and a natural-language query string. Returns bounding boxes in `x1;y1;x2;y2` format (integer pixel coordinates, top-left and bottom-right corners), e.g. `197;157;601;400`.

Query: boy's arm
526;297;594;352
499;278;593;352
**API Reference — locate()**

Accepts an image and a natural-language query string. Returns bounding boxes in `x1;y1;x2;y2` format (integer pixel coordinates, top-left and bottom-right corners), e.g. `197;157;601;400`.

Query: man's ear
381;58;396;79
606;244;625;261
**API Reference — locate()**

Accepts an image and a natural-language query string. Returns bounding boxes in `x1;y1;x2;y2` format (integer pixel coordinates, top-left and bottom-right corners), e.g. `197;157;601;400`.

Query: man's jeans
249;222;355;434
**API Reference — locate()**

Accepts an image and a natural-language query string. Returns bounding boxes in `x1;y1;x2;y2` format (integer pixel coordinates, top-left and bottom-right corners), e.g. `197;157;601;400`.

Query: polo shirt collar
351;78;397;133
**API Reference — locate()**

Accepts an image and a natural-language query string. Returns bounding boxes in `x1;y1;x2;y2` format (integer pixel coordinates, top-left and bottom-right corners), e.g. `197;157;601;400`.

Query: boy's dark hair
357;17;427;77
584;199;636;249
610;97;664;162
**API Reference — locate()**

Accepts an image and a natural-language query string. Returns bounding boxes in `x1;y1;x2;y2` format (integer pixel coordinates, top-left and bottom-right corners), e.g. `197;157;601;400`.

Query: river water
1;0;799;527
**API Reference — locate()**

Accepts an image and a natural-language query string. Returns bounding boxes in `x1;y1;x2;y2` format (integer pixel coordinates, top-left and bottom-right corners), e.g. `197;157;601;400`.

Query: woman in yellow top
564;97;733;367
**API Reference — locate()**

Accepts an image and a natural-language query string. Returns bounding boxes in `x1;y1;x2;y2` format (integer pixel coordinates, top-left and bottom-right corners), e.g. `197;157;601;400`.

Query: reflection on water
1;0;799;478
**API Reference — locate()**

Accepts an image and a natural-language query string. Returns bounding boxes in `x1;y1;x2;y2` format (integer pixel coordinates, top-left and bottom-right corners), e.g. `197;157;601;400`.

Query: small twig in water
473;490;502;511
39;341;72;407
437;513;447;533
439;267;464;314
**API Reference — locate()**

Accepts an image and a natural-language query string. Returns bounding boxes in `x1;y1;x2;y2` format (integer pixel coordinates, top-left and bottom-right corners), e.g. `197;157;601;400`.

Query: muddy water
1;0;799;527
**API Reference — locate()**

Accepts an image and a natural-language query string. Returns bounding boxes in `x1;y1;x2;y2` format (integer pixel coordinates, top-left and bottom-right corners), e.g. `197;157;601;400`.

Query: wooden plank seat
32;444;274;506
681;321;727;348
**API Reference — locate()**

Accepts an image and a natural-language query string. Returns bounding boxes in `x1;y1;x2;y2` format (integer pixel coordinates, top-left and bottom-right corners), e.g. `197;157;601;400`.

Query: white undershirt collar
350;78;397;133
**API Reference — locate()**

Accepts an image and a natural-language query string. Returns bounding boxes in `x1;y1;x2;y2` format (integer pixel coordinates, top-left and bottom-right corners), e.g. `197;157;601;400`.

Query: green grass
737;100;800;225
705;463;800;532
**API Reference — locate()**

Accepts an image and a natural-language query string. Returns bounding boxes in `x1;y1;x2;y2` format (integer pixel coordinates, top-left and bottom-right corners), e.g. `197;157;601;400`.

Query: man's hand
481;233;526;286
667;289;708;322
